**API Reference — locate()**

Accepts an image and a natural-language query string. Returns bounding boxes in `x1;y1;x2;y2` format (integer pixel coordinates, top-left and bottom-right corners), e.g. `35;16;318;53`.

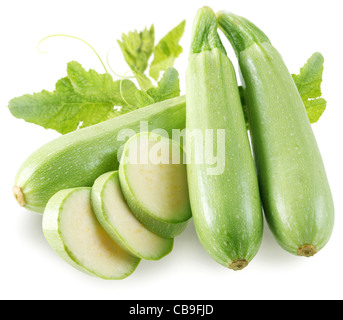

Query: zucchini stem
229;260;249;271
13;186;26;207
217;11;270;55
190;6;226;54
297;245;317;257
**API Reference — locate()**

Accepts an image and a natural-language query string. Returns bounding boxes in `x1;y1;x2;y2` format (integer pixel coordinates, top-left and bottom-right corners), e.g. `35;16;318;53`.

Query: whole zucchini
186;7;263;270
13;96;186;213
217;12;334;257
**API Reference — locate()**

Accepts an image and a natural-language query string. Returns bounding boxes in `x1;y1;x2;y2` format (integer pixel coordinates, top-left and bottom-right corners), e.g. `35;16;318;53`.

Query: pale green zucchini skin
186;7;263;269
13;96;186;214
218;12;335;256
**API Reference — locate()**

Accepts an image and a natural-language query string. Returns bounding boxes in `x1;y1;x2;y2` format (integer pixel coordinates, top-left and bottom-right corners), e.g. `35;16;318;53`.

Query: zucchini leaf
149;20;186;81
67;61;141;108
117;25;155;90
147;67;180;103
242;52;327;128
8;77;117;135
292;52;327;123
118;21;185;89
117;25;155;76
8;21;186;134
8;62;181;134
9;62;144;134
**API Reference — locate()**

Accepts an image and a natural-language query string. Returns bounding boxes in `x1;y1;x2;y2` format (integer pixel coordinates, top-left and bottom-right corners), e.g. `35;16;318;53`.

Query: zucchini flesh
13;96;186;214
218;12;334;256
119;132;192;238
91;171;174;260
42;188;140;279
186;7;263;269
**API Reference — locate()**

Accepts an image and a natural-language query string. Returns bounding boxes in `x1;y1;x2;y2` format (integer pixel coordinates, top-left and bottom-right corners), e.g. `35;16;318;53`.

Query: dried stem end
13;186;26;207
229;259;249;271
298;245;317;257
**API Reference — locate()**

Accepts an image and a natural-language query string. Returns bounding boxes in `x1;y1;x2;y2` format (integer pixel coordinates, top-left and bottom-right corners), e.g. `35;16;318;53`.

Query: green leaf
149;20;186;81
302;97;327;124
8;77;115;134
117;25;155;76
134;72;153;91
8;62;144;134
117;26;155;90
117;22;186;91
135;90;155;108
67;61;141;108
241;52;327;128
147;67;180;102
8;60;183;134
292;52;327;123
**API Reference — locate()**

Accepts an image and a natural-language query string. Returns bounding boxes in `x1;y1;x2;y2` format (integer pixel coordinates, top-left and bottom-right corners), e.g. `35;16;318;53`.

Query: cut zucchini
42;188;140;279
119;132;192;238
91;171;174;260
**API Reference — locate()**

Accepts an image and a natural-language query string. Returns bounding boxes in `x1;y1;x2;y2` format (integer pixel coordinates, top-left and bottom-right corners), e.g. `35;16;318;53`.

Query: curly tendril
106;47;136;80
37;34;108;73
37;34;140;107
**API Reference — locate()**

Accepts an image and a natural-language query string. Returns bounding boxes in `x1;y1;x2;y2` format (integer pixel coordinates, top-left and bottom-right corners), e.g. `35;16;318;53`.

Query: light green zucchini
119;132;192;238
13;96;186;214
42;187;140;279
186;7;263;270
217;12;334;257
91;171;174;260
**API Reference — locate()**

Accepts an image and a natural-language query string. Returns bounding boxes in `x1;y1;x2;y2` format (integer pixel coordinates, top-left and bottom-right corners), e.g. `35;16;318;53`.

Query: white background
1;0;342;300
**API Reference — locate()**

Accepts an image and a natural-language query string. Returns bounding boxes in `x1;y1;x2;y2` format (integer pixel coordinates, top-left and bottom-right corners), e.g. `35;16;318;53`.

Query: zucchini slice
119;132;192;238
42;188;140;279
91;171;174;260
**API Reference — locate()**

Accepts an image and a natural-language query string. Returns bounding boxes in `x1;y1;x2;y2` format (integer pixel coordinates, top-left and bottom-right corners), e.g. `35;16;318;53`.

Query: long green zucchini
186;7;263;270
217;12;334;257
13;96;186;214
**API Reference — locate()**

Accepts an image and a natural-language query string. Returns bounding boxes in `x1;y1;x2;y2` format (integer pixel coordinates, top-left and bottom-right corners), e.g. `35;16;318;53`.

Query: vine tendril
37;34;108;73
119;71;134;107
106;47;135;79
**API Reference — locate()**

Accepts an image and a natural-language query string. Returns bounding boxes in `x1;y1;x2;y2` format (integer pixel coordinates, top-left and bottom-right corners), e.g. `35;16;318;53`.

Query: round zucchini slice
91;171;174;260
43;188;140;279
119;132;192;238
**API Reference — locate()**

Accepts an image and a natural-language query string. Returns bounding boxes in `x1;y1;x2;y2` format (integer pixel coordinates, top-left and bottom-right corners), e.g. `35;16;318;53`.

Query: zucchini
13;96;186;214
186;7;263;270
42;187;140;279
119;132;191;238
91;171;174;260
217;12;334;256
